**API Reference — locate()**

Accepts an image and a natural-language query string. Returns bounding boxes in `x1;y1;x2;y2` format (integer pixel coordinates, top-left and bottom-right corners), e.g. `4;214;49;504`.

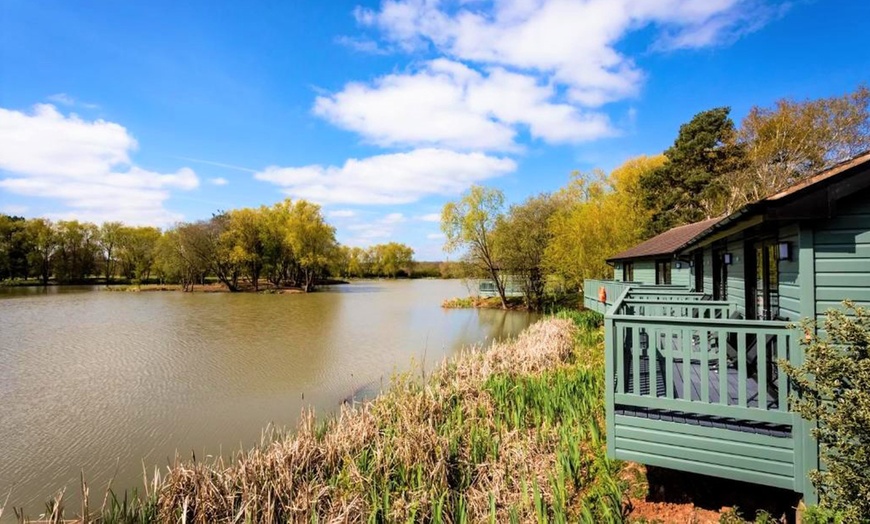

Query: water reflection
0;280;538;515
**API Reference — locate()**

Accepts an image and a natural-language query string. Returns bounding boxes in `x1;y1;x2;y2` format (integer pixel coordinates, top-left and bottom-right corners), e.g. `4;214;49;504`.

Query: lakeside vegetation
0;201;421;292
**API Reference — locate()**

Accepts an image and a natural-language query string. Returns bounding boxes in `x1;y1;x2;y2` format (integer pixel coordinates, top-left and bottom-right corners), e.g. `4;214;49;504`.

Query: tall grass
9;310;622;523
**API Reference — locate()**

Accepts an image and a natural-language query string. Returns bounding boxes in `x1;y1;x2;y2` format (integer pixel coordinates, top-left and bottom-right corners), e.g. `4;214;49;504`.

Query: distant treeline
0;200;427;292
442;85;870;310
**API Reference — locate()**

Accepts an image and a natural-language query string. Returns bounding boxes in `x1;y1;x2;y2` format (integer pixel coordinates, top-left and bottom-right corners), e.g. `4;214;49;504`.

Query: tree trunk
488;266;508;309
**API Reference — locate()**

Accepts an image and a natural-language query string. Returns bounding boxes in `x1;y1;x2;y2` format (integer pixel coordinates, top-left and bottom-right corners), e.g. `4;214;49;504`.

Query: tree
441;185;507;308
781;302;870;521
259;200;298;289
285;200;337;292
54;220;99;283
726;85;870;208
0;215;29;281
545;155;663;293
493;193;560;310
226;208;265;291
117;226;161;285
98;221;124;284
156;225;211;291
639;107;745;235
24;218;57;285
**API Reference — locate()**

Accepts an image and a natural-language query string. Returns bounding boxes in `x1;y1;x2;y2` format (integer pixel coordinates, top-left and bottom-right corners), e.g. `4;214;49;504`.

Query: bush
781;301;870;522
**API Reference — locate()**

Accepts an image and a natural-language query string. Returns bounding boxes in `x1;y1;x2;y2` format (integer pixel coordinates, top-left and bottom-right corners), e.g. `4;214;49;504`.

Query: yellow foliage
544;155;664;291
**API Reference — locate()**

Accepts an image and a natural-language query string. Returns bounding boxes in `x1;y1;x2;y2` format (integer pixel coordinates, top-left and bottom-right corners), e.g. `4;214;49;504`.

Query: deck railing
606;286;797;423
603;284;816;498
583;279;690;314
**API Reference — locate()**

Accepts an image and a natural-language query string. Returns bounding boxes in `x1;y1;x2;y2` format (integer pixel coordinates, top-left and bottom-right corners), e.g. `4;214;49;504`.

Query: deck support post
605;308;617;457
795;226;819;504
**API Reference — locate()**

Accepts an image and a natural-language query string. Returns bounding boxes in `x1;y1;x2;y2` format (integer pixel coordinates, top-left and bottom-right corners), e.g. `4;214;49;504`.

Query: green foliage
801;505;846;524
781;302;870;522
442;185;508;307
0;214;30;280
337;242;415;278
493;193;560;310
640;107;744;235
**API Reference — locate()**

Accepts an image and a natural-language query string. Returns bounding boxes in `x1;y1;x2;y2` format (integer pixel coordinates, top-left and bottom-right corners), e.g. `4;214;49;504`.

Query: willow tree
441;185;506;308
545;155;663;294
286;200;337;292
226;207;265;291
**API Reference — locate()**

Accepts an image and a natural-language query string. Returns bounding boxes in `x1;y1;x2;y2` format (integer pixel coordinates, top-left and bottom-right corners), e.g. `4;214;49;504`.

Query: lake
0;279;539;515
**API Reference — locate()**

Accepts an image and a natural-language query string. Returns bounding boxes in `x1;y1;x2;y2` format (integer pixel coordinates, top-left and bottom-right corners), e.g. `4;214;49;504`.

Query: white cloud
353;0;781;107
314;59;613;151
208;177;229;186
335;35;390;55
329;209;357;218
418;213;441;222
344;212;409;244
46;93;99;109
426;232;445;240
0;104;199;225
0;204;29;216
254;148;516;205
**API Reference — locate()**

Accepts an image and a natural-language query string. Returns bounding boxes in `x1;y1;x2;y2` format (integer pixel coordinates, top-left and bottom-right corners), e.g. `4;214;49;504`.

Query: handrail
623;298;729;306
605;286;633;317
609;314;791;328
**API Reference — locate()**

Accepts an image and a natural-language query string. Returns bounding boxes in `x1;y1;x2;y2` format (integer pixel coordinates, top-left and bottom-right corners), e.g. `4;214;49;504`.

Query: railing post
605;313;617;457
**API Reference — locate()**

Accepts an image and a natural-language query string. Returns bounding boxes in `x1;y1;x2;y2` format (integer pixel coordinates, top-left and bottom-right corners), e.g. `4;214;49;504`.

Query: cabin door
693;251;704;293
712;247;727;300
747;240;780;320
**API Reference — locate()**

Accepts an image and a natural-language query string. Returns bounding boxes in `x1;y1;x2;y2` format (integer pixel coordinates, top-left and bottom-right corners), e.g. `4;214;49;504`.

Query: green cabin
584;152;870;503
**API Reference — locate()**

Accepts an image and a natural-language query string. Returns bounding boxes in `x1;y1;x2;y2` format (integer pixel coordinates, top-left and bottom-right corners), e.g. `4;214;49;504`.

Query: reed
9;311;624;523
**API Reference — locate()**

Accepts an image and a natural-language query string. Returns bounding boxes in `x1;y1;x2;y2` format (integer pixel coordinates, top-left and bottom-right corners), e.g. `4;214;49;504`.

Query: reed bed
12;311;624;523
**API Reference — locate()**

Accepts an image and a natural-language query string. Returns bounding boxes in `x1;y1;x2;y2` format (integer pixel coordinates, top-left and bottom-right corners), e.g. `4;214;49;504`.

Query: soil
624;465;802;523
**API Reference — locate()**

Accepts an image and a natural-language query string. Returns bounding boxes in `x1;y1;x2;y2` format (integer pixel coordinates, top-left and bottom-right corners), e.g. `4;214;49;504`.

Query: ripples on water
0;280;538;514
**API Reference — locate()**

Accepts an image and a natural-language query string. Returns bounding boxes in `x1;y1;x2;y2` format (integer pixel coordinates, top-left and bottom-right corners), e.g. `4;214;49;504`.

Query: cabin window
748;240;780;320
693;251;704;292
655;260;671;285
622;262;634;282
712;248;728;300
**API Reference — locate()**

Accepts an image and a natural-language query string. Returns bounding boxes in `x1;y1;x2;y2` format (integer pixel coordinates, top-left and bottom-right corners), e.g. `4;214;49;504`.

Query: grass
8;309;622;523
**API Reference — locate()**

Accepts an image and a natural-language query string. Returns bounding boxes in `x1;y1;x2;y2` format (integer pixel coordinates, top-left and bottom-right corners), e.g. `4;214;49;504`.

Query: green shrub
781;301;870;522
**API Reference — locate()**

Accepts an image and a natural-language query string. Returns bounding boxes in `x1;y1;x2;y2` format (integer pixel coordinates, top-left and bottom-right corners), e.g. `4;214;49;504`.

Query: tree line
0;199;417;292
442;85;870;310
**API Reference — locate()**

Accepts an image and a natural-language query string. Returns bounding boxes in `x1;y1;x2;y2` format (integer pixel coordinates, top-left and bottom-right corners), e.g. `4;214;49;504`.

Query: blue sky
1;0;868;259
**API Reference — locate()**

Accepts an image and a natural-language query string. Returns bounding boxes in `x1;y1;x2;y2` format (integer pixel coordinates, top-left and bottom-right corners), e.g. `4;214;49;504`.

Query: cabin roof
679;150;870;251
607;217;723;262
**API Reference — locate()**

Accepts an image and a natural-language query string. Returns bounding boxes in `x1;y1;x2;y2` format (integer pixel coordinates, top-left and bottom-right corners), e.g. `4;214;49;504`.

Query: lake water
0;279;538;515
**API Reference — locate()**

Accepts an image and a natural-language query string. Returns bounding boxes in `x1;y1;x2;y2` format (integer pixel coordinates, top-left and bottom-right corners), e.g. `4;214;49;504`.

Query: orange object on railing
598;286;607;303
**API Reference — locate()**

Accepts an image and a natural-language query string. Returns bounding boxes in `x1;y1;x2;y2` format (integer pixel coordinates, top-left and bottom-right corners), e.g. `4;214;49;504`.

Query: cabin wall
813;194;870;320
726;235;746;315
702;246;714;295
672;264;691;288
633;260;657;285
778;224;802;322
613;262;623;282
614;259;692;287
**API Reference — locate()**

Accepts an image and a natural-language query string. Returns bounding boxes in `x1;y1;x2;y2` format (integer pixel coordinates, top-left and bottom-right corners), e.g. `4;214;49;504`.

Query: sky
1;0;868;260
